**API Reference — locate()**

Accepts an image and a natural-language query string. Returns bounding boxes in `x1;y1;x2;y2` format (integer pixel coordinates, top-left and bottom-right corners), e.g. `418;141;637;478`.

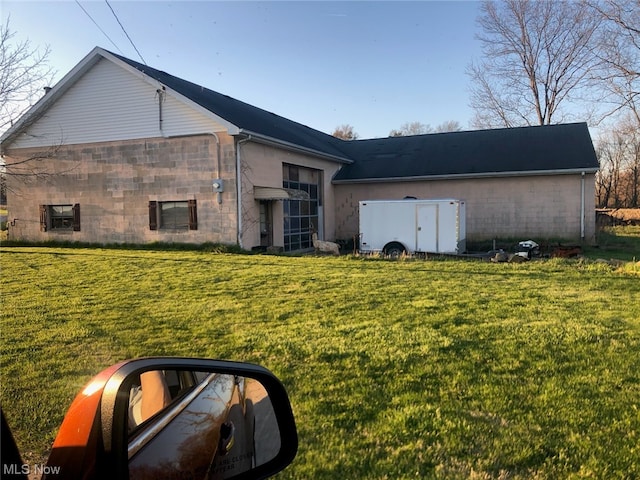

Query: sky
1;0;483;139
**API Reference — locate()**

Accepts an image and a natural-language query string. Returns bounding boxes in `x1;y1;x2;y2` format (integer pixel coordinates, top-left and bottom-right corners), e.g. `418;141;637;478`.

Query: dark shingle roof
334;123;598;182
332;123;598;182
111;52;351;162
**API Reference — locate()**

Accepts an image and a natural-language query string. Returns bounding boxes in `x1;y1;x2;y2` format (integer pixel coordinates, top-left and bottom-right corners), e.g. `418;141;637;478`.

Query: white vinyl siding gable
11;58;227;148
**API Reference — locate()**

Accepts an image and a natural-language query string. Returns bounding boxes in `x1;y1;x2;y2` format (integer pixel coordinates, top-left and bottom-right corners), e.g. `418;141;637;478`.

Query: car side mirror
43;358;298;480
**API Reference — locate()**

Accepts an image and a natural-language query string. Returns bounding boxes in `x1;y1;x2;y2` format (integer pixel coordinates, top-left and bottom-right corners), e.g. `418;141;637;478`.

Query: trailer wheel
383;242;406;258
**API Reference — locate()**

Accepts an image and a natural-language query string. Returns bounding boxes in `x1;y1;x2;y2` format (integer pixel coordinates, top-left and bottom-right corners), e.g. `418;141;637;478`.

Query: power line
75;0;124;54
104;0;147;65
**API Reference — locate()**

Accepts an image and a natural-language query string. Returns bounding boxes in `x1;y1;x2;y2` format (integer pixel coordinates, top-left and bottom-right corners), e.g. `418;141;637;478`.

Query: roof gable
0;47;236;149
2;56;231;149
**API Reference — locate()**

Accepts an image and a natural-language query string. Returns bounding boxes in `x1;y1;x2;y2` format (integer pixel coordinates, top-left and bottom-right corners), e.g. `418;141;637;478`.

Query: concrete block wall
5;134;239;245
333;174;597;243
238;141;343;249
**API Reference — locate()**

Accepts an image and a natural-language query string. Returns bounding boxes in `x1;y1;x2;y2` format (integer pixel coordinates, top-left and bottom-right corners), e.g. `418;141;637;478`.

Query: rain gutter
238;129;352;164
331;168;599;184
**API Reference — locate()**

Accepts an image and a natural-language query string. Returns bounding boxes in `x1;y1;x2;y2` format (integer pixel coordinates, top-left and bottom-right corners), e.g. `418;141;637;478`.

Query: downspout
236;135;252;248
156;87;168;138
580;171;585;240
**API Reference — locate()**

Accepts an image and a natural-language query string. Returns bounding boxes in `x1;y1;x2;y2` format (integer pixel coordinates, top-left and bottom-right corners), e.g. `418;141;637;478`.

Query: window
149;200;197;231
39;204;80;232
283;165;321;251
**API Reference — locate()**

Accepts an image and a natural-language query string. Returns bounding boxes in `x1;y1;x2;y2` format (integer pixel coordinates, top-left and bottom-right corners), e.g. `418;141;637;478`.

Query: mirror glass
125;369;281;479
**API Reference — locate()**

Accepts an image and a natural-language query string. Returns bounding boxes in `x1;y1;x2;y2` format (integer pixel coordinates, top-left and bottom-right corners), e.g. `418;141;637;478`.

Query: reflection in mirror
126;370;281;480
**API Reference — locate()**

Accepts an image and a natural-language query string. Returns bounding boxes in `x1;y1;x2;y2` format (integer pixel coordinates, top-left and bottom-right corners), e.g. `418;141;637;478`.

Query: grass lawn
1;245;639;478
587;225;640;261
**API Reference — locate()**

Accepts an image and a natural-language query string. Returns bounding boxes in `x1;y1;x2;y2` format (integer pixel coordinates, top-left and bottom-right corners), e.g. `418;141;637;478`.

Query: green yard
1;244;639;478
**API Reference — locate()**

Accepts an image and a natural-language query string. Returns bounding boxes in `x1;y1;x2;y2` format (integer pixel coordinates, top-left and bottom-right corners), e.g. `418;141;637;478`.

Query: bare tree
588;1;640;208
617;116;640;207
389;121;431;137
595;116;640;208
0;18;54;134
389;120;462;137
468;0;600;128
596;129;627;207
0;19;64;190
332;124;359;140
589;0;640;124
433;120;463;133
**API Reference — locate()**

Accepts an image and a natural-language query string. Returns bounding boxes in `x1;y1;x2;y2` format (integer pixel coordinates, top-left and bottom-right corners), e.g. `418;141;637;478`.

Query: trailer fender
383;242;406;258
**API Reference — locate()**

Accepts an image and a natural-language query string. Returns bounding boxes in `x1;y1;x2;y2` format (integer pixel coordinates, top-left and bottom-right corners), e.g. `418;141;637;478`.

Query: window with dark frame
282;165;321;252
149;200;197;231
39;204;80;232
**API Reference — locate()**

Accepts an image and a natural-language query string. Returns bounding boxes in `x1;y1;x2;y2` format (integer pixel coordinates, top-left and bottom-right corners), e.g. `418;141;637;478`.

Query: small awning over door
253;187;310;201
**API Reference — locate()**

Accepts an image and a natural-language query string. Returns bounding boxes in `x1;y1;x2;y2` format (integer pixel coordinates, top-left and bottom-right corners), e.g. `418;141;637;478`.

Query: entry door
417;204;438;253
259;201;273;247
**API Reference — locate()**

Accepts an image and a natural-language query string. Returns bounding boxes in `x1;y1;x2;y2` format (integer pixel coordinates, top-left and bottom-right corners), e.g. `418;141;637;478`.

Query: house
0;47;599;251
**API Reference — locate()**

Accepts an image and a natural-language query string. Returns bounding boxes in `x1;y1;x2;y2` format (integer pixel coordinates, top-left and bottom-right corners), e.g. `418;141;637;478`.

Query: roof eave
332;167;600;184
237;130;353;164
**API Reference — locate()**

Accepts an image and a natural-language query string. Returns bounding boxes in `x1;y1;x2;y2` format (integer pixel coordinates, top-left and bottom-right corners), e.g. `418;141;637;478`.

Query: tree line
331;121;463;140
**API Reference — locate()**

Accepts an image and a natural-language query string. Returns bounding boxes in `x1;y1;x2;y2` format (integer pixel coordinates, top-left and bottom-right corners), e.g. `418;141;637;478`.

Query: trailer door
416;204;438;253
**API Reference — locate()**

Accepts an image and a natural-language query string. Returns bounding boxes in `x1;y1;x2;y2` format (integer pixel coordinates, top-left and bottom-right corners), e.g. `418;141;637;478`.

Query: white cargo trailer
359;199;466;256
